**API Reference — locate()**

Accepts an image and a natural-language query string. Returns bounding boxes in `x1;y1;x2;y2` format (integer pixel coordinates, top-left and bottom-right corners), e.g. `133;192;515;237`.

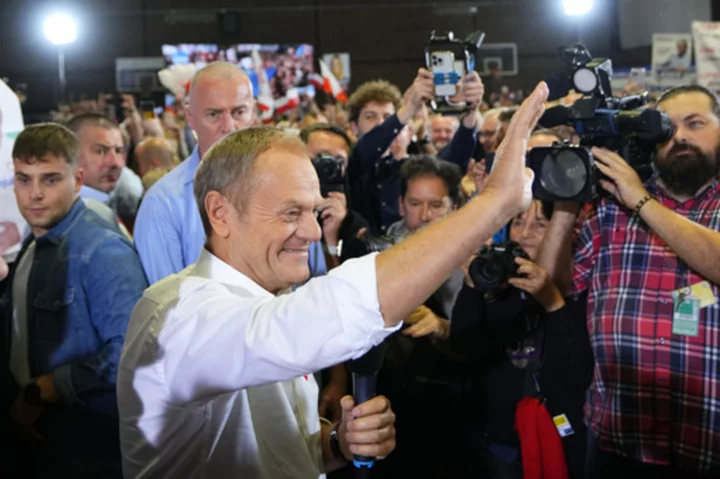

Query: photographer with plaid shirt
539;85;720;478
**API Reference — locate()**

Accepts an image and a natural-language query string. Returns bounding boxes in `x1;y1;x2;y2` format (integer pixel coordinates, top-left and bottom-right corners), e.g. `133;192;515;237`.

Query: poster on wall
321;53;351;92
651;33;693;78
0;79;26;262
693;21;720;92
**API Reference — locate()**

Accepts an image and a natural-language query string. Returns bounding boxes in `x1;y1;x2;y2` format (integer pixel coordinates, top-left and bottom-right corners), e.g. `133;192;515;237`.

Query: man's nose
301;212;323;243
221;112;235;133
671;125;691;145
30;183;44;200
108;150;125;168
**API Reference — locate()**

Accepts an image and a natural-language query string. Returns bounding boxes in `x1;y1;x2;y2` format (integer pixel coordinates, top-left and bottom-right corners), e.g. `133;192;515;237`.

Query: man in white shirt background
117;74;549;477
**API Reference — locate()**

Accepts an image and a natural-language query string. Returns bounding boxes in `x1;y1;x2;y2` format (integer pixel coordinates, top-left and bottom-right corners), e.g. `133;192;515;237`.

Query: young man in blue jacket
1;123;148;478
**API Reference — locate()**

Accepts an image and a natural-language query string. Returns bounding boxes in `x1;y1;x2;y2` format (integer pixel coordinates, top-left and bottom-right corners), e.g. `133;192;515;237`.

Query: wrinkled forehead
658;92;717;121
251;146;322;202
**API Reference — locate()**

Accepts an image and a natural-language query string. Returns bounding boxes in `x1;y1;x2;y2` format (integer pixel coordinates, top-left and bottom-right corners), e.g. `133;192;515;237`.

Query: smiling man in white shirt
117;79;550;478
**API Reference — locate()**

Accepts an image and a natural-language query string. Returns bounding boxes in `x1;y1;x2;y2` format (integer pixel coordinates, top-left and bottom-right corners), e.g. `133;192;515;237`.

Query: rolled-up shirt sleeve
159;253;398;404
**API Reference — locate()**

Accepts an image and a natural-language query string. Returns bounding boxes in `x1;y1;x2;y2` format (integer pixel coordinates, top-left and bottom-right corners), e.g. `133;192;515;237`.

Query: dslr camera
468;241;530;293
527;44;675;203
311;153;345;197
425;30;485;113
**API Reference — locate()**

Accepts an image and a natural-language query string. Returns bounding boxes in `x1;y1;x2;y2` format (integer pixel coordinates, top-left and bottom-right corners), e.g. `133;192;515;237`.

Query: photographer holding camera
301;123;370;262
346;68;483;236
540;85;720;478
451;198;593;479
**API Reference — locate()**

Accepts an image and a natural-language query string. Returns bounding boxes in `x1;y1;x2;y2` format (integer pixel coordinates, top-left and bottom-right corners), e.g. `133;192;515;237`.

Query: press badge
671;282;716;337
674;281;717;308
552;414;574;438
672;295;700;337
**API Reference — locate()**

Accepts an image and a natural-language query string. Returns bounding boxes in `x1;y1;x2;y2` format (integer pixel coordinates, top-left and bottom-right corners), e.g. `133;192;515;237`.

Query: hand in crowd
0;256;8;282
12;392;44;444
405;68;435;114
338;395;396;461
319;382;345;423
508;258;565;312
484;82;549;217
318;192;348;247
0;221;21;255
470;158;489;194
451;71;484;111
411;104;431;140
403;304;449;340
593;146;650;209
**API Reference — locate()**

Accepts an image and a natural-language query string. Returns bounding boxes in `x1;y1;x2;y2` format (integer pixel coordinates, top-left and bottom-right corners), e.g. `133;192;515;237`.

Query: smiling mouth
283;248;309;254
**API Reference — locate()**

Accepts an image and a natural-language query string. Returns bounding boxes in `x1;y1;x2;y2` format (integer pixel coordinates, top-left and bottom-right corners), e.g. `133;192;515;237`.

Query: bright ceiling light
563;0;593;16
43;13;78;45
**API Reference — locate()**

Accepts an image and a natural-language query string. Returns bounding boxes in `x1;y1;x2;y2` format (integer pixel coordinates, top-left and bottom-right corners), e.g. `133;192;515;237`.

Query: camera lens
540;150;588;199
469;254;508;291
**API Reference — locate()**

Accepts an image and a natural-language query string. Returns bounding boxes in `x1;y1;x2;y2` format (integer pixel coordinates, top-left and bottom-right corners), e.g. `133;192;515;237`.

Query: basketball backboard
476;43;518;76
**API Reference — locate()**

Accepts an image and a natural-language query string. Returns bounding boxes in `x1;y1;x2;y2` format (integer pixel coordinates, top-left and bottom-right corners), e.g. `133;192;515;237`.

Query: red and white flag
319;59;348;102
309;73;325;90
274;87;300;114
252;49;275;120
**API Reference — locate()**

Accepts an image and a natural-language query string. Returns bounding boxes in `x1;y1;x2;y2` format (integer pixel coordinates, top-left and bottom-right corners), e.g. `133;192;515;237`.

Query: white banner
652;34;693;75
0;80;26;262
693;21;720;92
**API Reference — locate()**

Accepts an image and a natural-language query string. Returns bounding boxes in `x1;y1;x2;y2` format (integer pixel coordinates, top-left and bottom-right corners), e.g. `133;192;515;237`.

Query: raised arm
376;82;549;325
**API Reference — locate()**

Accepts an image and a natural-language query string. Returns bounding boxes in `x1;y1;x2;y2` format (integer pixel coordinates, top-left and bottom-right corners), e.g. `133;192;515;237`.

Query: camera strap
521;323;545;400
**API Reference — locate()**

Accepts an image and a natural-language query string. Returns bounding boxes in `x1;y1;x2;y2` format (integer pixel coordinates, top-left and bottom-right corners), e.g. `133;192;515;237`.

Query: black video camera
425;30;485;113
468;241;530;293
528;44;675;203
311;153;345;197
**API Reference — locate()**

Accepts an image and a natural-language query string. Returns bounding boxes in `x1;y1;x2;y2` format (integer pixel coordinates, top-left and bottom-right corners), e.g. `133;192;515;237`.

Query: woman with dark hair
451;200;594;479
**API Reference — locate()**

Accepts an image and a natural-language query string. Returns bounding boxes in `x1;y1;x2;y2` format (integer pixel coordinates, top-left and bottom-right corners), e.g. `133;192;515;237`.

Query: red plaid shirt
573;177;720;473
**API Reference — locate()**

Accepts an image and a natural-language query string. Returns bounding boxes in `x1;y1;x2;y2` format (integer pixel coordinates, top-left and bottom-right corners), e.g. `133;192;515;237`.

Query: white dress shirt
118;249;397;478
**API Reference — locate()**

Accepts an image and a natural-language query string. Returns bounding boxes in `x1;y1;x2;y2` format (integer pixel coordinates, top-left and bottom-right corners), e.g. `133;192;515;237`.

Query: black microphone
539;105;573;129
347;340;389;469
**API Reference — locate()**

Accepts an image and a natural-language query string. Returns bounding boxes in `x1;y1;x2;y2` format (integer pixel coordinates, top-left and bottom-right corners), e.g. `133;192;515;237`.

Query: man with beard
538;85;720;478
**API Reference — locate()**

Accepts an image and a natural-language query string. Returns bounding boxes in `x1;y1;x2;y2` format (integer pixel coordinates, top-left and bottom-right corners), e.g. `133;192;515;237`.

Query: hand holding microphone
344;341;395;469
336;394;396;467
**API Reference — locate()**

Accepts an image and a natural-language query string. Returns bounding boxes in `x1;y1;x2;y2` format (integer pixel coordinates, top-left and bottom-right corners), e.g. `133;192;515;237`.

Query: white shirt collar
194;248;274;299
79;184;110;204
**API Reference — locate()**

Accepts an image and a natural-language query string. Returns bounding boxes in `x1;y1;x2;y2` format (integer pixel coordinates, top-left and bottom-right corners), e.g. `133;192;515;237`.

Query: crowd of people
1;52;720;479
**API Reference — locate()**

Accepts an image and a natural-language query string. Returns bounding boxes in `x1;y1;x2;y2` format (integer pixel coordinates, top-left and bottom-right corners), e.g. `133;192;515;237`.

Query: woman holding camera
451;200;594;479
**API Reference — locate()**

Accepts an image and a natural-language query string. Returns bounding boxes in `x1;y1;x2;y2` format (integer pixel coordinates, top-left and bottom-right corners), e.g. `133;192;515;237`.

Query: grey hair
193;126;306;237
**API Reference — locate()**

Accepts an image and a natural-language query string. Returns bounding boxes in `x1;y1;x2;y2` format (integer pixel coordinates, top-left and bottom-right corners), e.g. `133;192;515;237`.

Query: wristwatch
23;381;44;406
329;422;349;464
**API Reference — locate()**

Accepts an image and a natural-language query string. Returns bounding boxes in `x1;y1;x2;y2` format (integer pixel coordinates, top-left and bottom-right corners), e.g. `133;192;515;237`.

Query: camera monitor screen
228;43;315;99
162;43;316;99
162;44;220;69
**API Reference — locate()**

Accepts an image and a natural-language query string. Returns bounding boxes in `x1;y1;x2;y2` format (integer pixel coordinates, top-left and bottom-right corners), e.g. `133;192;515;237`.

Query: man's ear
350;121;359;138
205;191;232;239
185;102;195;132
398;196;406;218
74;167;84;193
